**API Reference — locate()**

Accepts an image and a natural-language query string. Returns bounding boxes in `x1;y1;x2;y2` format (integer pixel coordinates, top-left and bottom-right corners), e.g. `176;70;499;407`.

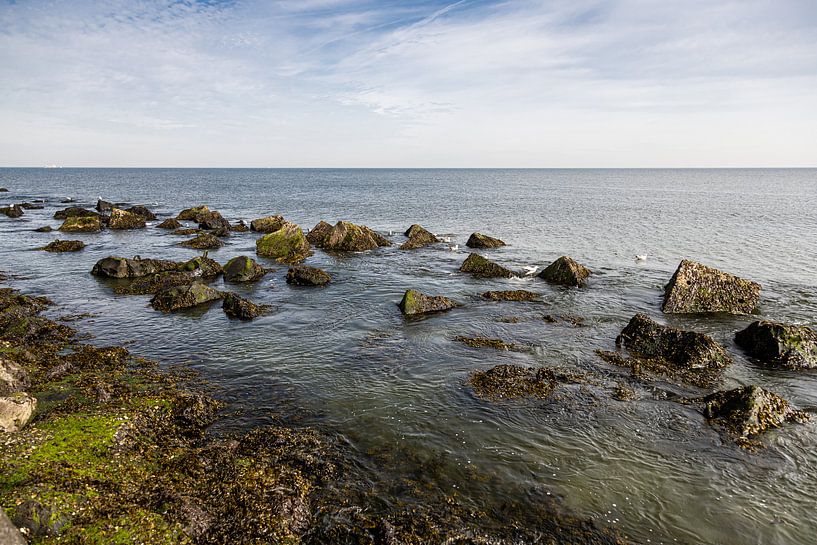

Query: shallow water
1;168;816;544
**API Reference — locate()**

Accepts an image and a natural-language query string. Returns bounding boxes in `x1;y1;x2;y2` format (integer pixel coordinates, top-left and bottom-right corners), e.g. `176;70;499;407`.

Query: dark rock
466;232;506;248
151;282;223;312
481;290;540;301
250;215;286;233
400;224;440;250
177;205;209;221
196;210;230;231
454;336;525;351
468;364;586;399
398;289;456;316
157;218;182;229
735;321;817;369
0;187;7;192
60;197;74;203
126;205;156;220
181;233;224;250
286;265;331;286
108;208;146;229
211;227;230;238
58;215;101;232
459;253;516;278
179;256;223;278
19;202;44;210
92;256;180;278
173;228;202;236
662;260;761;314
224;256;266;282
34;226;53;232
0;510;26;545
255;222;311;264
114;271;198;295
0;204;24;218
54;207;99;220
96;199;114;212
702;385;809;441
230;220;250;232
312;220;391;252
0;358;29;396
12;499;68;537
306;220;334;246
222;293;268;320
40;239;85;252
538;256;591;287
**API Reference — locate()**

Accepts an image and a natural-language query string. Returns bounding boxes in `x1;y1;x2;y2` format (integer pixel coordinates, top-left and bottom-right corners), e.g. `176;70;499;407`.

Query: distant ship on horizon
43;164;61;168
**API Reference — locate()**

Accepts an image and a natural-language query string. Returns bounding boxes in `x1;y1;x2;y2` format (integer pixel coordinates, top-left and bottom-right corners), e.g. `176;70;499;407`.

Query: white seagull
635;255;647;262
522;265;538;276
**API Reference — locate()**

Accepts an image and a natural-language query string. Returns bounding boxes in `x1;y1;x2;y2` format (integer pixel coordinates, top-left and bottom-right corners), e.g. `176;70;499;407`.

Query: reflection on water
1;168;816;544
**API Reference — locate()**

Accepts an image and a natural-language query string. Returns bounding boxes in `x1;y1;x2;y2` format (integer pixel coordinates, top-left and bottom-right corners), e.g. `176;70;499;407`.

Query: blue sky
1;0;816;167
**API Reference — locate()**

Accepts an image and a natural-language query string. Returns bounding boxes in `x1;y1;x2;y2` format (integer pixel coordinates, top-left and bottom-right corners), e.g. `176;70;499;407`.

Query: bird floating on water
448;244;459;252
635;255;647;262
443;236;451;243
523;265;538;276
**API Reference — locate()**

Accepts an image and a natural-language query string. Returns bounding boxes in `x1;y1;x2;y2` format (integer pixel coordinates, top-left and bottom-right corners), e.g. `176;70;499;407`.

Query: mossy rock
108;208;146;230
125;205;156;220
180;256;223;278
0;204;23;218
398;289;456;316
538;256;591;287
195;210;230;231
222;293;269;320
454;336;526;351
319;221;391;252
156;218;182;229
150;282;223;312
92;257;179;278
459;253;516;278
286;265;331;286
468;365;586;400
735;320;817;369
465;232;505;249
40;240;86;252
481;290;540;302
663;260;761;314
400;224;439;250
306;220;334;246
180;233;223;250
176;205;209;221
223;256;266;283
250;215;286;233
59;215;101;233
255;222;311;264
53;207;99;220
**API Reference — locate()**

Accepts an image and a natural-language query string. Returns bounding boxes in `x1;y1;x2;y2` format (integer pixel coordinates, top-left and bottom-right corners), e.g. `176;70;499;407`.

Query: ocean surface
1;168;816;544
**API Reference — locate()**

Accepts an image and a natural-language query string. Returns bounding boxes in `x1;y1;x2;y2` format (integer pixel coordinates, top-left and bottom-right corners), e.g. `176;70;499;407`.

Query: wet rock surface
54;207;99;220
222;292;269;320
177;205;209;220
311;220;391;252
126;205;156;220
34;226;54;232
196;210;231;231
538;255;591;287
40;240;86;252
305;220;333;246
468;364;588;400
454;336;526;351
459;253;517;278
255;221;311;263
398;289;457;316
92;256;180;278
400;224;440;250
181;233;224;249
156;218;181;229
466;232;506;248
735;320;817;369
481;289;541;301
59;215;101;232
0;204;24;218
150;281;224;312
223;255;266;282
250;215;286;233
663;260;761;314
286;265;331;286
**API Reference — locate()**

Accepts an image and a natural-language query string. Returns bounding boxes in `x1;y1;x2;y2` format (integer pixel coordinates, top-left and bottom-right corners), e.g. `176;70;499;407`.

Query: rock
459;253;517;278
179;256;223;278
151;282;223;312
314;221;391;252
702;385;809;441
466;232;506;249
224;256;266;282
468;365;585;399
222;293;268;320
231;220;249;232
0;391;37;432
306;220;334;246
60;197;74;203
400;224;440;250
114;271;197;295
92;256;180;278
34;226;53;232
12;499;69;537
0;510;26;545
0;204;24;218
19;202;44;210
286;265;331;286
181;233;224;250
735;321;817;369
250;215;286;233
454;336;525;351
40;239;85;252
126;205;156;220
662;260;761;314
157;218;182;229
255;222;311;264
96;199;114;212
398;289;456;316
108;208;147;229
211;227;230;238
612;313;732;387
58;215;101;232
481;290;540;301
196;210;230;231
177;205;209;220
0;358;29;396
0;187;7;192
538;256;591;287
173;228;202;236
613;383;636;401
54;206;99;220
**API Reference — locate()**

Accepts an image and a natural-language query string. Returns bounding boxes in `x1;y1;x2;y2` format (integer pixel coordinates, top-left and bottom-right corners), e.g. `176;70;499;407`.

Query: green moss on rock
255;222;311;264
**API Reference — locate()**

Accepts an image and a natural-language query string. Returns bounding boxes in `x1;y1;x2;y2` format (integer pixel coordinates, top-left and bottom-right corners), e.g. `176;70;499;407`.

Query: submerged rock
454;336;525;351
173;228;202;236
40;240;85;252
468;365;586;400
108;208;146;230
0;187;7;192
54;207;99;220
223;256;266;283
286;265;331;286
151;282;223;312
156;218;182;229
400;224;440;250
312;220;391;252
114;271;199;296
222;293;268;320
255;222;311;264
177;205;209;221
196;210;230;231
34;226;54;232
306;220;334;246
662;260;761;314
735;321;817;369
481;290;540;302
250;215;286;233
459;253;517;278
398;289;456;316
181;233;224;250
96;199;114;212
19;202;44;210
466;232;505;249
0;391;37;432
92;256;180;278
538;256;591;287
0;204;23;218
59;215;101;232
702;385;809;443
126;205;156;220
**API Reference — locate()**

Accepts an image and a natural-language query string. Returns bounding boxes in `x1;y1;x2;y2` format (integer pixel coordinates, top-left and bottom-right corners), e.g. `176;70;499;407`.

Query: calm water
1;168;816;544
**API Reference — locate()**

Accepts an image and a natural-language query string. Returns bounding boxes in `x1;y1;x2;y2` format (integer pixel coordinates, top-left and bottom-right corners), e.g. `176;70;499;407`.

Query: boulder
181;233;224;250
178;256;223;278
96;199;114;212
735;321;817;369
466;232;506;249
0;391;37;432
231;220;250;232
0;358;29;396
481;290;540;302
306;220;334;246
224;256;266;282
177;205;210;221
250;215;286;233
314;221;391;252
59;215;101;232
114;271;198;295
173;228;202;236
255;222;311;264
398;289;456;316
400;224;440;250
286;265;331;286
211;227;230;238
662;260;761;314
108;208;147;229
92;256;180;278
0;510;26;545
150;282;223;312
157;218;182;229
538;256;591;287
126;205;156;220
196;210;230;231
54;207;99;220
459;253;516;278
34;226;53;232
467;365;584;399
0;187;7;192
40;240;85;252
0;204;23;218
222;293;268;320
702;385;809;440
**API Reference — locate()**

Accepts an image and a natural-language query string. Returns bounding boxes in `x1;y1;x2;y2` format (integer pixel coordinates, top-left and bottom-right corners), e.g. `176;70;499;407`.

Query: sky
1;0;816;167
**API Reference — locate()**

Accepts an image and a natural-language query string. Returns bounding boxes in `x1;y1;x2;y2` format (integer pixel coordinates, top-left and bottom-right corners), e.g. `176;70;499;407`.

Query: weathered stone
398;289;456;316
222;293;268;320
286;265;331;286
108;208;147;229
0;510;26;545
230;220;250;232
59;215;101;232
315;221;391;252
54;207;99;220
538;256;591;287
0;358;29;396
459;253;516;278
454;336;525;351
126;205;156;220
151;282;223;312
96;199;114;212
306;220;334;246
19;202;44;210
181;233;224;250
211;227;230;238
468;365;586;400
34;226;54;232
179;256;223;278
250;215;286;233
173;228;202;236
481;290;540;302
662;260;761;314
0;392;37;432
400;224;440;250
466;232;505;249
114;271;197;295
0;204;23;218
177;205;209;220
255;222;311;264
224;256;266;282
92;256;180;278
702;385;809;441
735;321;817;369
12;499;69;537
157;218;182;229
40;240;85;252
196;210;230;231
